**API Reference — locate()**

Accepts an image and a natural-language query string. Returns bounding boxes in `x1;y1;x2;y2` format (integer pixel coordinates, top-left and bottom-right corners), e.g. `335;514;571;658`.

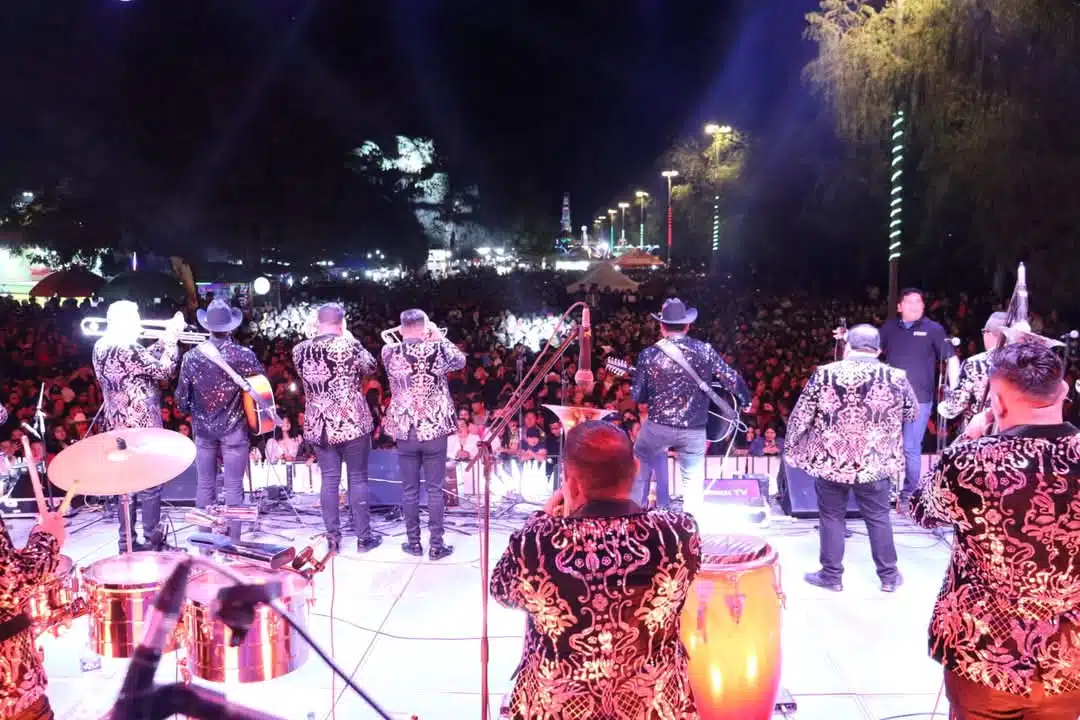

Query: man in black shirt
877;289;958;509
176;300;265;540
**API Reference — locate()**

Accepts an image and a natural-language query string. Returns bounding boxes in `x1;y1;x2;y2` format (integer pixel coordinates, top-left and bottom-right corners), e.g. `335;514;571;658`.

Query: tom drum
183;563;312;683
28;555;84;636
680;535;785;720
83;552;185;658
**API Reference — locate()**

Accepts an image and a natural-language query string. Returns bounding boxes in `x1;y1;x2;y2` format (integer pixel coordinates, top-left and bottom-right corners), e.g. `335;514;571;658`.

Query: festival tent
613;248;663;268
28;267;105;298
567;261;640;293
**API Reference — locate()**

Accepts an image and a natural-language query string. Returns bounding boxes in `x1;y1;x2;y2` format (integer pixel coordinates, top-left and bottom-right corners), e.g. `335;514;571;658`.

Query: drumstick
19;436;49;518
57;479;80;515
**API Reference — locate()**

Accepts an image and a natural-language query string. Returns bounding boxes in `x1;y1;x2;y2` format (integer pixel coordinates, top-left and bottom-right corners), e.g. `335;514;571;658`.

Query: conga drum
680;535;784;720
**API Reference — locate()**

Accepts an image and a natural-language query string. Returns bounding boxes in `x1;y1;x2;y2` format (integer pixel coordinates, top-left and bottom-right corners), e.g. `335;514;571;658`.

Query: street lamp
617;202;630;245
705;123;733;137
661;170;679;265
607;209;617;247
634;191;649;249
704;123;735;273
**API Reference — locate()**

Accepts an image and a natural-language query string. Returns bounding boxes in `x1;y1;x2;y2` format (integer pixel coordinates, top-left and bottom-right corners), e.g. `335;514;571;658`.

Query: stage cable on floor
330;552;338;720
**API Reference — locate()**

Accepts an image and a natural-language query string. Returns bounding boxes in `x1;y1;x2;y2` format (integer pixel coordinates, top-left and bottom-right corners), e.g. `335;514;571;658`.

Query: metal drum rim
185;565;310;607
81;552;184;590
699;534;778;573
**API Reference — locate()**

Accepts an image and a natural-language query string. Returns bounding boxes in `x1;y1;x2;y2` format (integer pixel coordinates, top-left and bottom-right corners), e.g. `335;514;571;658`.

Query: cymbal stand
122;494;134;554
466;301;586;720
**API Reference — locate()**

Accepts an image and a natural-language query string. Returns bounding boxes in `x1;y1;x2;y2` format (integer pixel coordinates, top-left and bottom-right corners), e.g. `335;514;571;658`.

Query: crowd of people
2;270;1077;478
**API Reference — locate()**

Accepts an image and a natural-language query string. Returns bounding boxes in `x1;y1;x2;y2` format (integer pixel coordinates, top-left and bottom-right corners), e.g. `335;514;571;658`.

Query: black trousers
117;486;162;550
313;435;373;541
396;433;449;547
946;670;1080;719
815;477;899;583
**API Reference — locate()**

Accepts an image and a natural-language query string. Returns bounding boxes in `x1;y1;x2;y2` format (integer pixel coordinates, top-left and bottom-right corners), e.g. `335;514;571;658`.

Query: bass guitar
605;357;740;443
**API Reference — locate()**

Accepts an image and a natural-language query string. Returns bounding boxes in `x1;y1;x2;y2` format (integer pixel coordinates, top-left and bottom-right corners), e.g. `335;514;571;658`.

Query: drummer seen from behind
0;508;66;720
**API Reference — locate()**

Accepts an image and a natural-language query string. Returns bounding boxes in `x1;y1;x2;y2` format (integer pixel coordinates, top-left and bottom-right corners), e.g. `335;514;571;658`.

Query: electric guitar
605;357;740;443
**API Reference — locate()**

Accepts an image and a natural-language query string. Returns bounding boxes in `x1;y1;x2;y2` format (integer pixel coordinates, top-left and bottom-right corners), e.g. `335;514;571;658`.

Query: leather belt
0;613;32;643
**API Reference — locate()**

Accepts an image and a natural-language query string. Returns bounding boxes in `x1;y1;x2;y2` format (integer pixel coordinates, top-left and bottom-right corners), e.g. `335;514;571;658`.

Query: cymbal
49;428;196;496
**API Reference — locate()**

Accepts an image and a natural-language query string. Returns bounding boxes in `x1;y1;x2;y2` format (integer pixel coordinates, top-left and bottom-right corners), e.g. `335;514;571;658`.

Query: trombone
80;317;210;345
380;324;447;345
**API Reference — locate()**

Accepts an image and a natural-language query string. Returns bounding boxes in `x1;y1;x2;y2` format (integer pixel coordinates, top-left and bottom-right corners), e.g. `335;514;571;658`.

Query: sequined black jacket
92;337;179;430
631;335;750;429
176;338;265;437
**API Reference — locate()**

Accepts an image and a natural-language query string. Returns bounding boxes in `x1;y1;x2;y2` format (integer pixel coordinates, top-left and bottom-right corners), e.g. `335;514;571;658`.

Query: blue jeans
396;433;449;547
632;421;705;513
313;435;373;542
901;402;933;499
195;424;251;541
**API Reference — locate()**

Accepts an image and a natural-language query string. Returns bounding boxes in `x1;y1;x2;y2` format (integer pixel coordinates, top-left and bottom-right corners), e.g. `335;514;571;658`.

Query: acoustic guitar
605;357;740;443
241;375;281;435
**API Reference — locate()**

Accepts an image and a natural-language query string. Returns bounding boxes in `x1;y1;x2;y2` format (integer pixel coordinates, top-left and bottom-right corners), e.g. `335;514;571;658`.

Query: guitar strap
655;339;738;424
196;342;253;393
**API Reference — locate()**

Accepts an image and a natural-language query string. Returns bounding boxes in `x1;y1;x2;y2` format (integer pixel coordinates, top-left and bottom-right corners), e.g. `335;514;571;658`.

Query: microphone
291;546;314;572
946;337;962;347
574;306;594;394
1060;330;1079;340
114;557;193;719
20;422;41;440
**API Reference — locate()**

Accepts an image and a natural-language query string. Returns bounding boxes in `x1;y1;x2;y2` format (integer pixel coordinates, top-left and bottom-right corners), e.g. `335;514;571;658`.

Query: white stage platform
6;506;952;719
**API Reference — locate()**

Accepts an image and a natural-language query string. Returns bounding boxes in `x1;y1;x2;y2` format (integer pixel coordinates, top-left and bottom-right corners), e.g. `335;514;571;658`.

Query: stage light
252;277;271;295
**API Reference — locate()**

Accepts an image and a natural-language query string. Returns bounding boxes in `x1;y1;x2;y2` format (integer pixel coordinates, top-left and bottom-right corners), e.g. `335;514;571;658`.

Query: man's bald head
316;303;345;335
846;324;881;355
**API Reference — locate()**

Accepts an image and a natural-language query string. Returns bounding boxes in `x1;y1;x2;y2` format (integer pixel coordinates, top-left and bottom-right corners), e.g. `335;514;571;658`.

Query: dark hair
400;308;427;329
317;303;345;325
563;421;636;498
660;322;690;334
899;288;924;302
990;342;1064;403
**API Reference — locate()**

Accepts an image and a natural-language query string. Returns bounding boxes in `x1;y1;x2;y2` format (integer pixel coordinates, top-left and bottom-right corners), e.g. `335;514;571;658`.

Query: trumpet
381;324;447;345
80;317;210;345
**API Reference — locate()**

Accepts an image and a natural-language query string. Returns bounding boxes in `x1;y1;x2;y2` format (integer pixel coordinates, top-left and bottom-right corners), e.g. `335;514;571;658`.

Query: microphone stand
936;339;950;455
466;301;587;720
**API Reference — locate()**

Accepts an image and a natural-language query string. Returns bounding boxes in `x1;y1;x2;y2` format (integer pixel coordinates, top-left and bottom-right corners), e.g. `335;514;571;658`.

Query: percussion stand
122;493;135;554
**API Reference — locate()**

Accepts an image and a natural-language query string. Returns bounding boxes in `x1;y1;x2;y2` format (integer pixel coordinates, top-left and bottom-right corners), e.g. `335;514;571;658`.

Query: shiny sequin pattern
381;339;466;442
490;509;701;719
631;335;750;428
939;350;991;427
0;405;6;425
785;356;918;484
91;337;179;430
0;518;59;718
293;334;377;445
175;338;264;436
912;424;1080;697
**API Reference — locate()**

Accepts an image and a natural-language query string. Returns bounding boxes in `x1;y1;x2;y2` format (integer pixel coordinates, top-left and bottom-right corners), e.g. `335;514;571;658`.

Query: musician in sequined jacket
630;298;750;513
491;421;701;720
0;507;65;719
938;312;1006;430
292;303;380;553
91;301;182;552
381;309;466;560
912;342;1080;718
786;325;916;593
176;300;263;541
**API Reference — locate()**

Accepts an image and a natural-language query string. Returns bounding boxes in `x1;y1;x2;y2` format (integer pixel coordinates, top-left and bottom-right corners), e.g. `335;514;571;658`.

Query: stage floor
7;503;953;719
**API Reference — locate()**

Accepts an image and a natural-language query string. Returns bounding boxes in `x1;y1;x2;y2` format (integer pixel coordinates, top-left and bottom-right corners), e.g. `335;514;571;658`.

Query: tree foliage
805;0;1080;302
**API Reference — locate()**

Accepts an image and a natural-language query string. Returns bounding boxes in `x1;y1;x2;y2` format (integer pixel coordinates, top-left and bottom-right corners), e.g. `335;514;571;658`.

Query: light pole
607;209;616;247
888;109;905;308
661;170;678;265
704;123;734;273
634;191;648;249
617;202;630;245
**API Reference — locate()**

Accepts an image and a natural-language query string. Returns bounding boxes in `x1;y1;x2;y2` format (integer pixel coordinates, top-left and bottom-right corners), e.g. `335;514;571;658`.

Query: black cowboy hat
651;298;698;325
196;299;244;333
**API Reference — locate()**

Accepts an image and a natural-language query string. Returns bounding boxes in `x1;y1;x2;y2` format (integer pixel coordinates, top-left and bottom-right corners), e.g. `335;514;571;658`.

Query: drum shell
83;552;184;658
27;555;80;632
183;565;311;683
680;537;783;720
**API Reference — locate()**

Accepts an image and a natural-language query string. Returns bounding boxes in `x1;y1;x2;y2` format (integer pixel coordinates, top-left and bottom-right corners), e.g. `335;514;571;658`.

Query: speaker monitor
778;459;861;519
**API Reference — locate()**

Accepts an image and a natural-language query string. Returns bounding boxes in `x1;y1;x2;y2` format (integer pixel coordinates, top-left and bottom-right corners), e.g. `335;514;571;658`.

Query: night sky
1;0;821;242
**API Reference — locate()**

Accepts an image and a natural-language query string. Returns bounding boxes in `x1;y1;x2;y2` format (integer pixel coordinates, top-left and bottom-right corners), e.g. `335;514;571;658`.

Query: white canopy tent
567;261;640;293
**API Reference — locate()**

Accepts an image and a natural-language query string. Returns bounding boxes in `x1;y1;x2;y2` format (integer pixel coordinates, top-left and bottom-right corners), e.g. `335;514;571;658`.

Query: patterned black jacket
92;337;179;430
292;333;377;446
